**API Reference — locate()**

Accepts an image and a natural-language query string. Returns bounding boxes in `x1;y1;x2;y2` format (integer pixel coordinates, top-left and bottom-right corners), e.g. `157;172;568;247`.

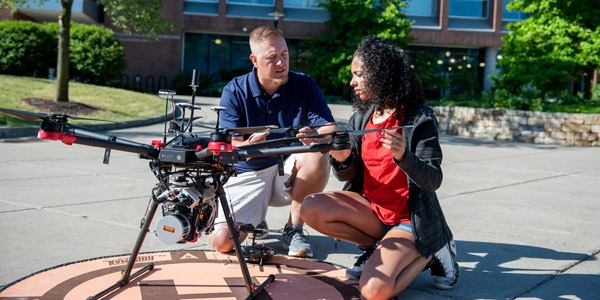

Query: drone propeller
0;107;49;121
0;107;122;123
237;125;414;151
252;122;342;136
223;125;280;135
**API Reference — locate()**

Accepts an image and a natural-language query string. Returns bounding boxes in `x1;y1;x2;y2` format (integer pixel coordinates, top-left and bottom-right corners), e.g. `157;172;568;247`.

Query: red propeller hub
37;130;76;145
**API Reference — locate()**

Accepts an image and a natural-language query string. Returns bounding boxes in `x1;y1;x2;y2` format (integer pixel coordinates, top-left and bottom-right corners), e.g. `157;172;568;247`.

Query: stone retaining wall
433;106;600;147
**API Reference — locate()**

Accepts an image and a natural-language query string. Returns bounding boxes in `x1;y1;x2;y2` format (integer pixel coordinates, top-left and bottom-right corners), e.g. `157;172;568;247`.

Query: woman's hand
330;147;351;163
380;129;406;162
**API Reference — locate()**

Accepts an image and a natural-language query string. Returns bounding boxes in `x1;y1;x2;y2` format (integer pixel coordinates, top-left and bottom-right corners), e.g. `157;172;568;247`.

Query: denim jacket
328;104;453;258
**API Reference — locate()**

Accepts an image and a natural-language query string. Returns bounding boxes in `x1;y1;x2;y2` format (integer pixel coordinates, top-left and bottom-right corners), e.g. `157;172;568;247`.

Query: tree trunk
55;0;73;103
583;64;595;100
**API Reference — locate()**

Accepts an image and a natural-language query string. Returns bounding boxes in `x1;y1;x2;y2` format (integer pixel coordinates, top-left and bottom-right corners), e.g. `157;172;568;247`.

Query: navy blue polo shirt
219;68;335;173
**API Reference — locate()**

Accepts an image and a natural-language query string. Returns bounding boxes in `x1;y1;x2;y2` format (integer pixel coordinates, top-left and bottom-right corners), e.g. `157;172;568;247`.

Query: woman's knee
359;278;393;300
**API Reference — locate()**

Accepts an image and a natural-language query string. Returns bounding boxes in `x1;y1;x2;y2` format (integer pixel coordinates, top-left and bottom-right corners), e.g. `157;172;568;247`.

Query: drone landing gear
86;197;160;300
86;179;274;300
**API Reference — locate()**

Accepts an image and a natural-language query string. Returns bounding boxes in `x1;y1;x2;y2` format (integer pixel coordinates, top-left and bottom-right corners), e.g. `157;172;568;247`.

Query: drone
0;74;413;300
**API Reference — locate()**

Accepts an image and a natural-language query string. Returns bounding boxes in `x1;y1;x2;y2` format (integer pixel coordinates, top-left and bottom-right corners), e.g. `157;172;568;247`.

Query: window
227;0;273;5
283;0;329;22
184;0;219;15
449;0;488;18
404;0;437;16
284;0;327;8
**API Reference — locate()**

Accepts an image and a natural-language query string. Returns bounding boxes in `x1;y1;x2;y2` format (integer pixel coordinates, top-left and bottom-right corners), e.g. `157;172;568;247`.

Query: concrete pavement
0;96;599;299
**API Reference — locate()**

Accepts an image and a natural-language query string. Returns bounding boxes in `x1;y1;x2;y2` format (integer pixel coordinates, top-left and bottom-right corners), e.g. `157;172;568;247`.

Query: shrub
0;21;125;86
201;81;227;97
489;88;543;111
218;68;248;83
171;71;212;95
67;23;127;85
0;20;56;76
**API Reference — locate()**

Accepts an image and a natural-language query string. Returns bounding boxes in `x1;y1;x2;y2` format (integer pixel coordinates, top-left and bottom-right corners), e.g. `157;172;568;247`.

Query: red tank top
361;111;410;225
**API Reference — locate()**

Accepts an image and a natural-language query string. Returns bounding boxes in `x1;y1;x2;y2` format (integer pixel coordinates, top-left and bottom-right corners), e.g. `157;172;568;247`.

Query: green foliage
448;67;481;96
99;0;176;40
496;0;600;100
218;68;248;83
306;0;414;93
0;20;56;76
171;71;212;96
406;51;450;94
482;88;544;111
68;23;126;85
0;21;125;86
202;81;228;97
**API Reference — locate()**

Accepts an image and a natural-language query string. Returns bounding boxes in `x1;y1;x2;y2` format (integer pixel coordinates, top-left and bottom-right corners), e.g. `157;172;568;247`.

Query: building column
483;47;498;92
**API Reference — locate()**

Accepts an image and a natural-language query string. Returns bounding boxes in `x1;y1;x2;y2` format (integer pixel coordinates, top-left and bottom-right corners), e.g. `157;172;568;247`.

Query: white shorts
215;154;296;227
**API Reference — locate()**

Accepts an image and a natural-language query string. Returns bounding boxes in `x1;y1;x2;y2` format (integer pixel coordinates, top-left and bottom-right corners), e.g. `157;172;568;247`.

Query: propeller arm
239;144;333;159
37;125;158;158
236;132;332;151
199;139;351;165
66;135;158;158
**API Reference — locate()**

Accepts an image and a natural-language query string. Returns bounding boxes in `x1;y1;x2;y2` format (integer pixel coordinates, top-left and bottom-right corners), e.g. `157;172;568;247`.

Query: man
207;26;337;258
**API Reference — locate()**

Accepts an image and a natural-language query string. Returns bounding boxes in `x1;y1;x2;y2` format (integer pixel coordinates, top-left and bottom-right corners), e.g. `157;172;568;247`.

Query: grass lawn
0;74;166;127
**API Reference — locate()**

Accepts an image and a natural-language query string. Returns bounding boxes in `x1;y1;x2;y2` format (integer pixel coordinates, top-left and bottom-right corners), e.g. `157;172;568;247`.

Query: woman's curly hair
352;35;425;117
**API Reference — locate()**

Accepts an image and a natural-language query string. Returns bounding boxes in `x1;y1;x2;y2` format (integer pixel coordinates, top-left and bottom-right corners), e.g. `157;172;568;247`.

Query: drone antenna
189;69;199;132
159;89;176;143
211;106;227;130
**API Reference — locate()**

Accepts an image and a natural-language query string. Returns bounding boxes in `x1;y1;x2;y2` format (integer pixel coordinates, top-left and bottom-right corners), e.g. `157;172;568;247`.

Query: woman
300;35;459;299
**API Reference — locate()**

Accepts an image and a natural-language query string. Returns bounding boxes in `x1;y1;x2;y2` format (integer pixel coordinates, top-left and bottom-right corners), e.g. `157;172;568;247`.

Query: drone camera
155;176;217;244
156;213;192;244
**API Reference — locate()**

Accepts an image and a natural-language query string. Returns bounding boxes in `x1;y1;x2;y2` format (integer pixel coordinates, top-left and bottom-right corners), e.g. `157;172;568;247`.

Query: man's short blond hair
249;26;285;55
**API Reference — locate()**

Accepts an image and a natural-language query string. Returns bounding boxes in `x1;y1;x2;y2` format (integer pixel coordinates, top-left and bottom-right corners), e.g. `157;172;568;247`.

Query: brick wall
433;106;600;147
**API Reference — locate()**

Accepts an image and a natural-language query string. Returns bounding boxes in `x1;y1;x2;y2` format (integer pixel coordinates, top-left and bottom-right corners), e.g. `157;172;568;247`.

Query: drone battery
159;148;195;163
155;214;191;244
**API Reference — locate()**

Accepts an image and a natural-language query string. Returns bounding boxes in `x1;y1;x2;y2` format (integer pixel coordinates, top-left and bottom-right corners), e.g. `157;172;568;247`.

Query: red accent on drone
207;141;232;155
38;130;76;145
151;140;165;148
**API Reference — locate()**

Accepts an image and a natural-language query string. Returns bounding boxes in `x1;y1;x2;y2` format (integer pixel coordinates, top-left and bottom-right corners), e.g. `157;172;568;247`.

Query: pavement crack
42;196;151;209
444;167;600;198
508;247;599;300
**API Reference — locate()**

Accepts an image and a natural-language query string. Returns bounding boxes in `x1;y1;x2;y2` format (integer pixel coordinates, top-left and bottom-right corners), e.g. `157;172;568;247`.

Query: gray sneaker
282;224;313;257
247;220;269;240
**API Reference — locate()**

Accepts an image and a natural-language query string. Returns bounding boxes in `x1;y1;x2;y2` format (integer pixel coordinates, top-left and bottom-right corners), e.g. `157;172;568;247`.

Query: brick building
1;0;529;95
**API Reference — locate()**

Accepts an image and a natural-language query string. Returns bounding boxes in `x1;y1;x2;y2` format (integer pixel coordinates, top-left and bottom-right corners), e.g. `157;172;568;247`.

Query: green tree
495;0;600;100
1;0;174;102
307;0;414;94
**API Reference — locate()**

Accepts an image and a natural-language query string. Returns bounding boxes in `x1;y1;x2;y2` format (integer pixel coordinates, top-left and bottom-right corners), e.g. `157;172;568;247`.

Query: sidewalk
0;96;598;299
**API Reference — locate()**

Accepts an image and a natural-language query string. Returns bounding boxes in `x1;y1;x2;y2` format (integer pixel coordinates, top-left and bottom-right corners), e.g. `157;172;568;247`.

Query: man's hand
297;122;339;145
247;131;270;145
297;126;320;145
231;131;270;147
